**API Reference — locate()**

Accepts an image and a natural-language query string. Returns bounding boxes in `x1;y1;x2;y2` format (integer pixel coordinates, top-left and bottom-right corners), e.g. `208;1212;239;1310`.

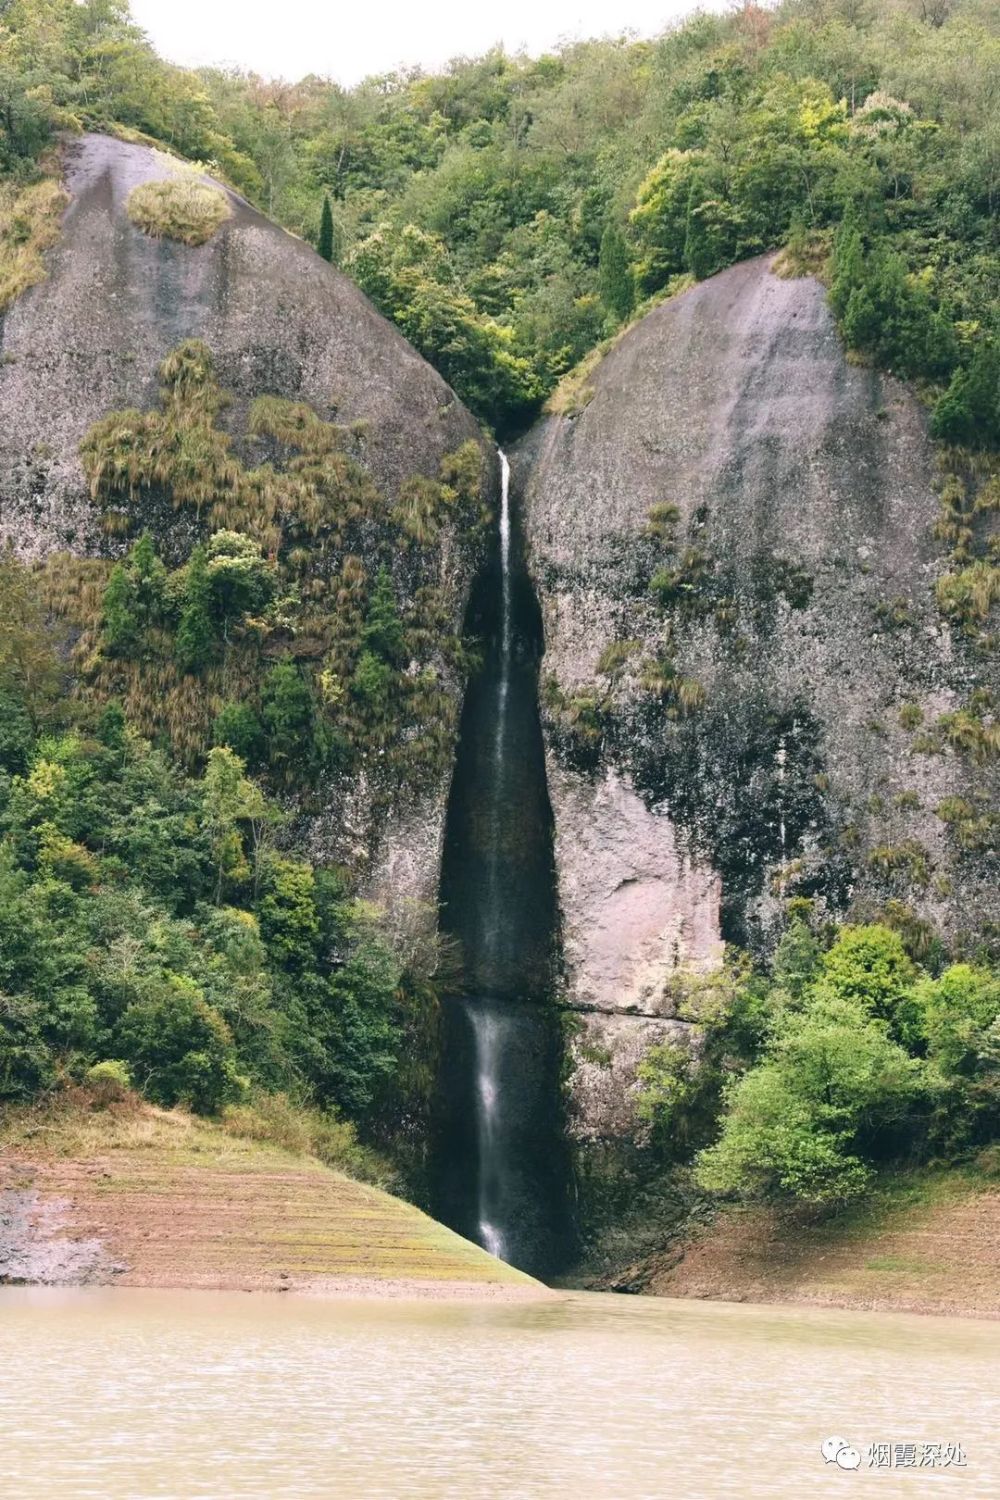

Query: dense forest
1;0;999;1233
2;0;998;437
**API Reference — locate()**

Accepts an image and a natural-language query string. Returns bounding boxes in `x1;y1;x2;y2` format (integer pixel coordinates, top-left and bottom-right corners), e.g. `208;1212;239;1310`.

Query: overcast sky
129;0;710;85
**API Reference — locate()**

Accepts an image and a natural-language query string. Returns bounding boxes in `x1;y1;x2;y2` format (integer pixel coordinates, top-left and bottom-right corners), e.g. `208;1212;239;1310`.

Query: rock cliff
0;134;494;937
515;253;998;1145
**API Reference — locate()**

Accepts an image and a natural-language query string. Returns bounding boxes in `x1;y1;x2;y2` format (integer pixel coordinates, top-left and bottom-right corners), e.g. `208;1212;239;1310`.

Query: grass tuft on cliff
126;177;232;247
0;177;68;313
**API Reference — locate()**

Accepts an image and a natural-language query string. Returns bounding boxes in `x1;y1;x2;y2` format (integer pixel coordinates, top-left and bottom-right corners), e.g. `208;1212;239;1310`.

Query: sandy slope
629;1170;1000;1318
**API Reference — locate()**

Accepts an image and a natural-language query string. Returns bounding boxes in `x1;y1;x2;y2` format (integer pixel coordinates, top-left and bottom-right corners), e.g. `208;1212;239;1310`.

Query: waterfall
496;449;512;742
435;446;571;1277
478;451;511;1252
470;1003;508;1261
484;451;512;968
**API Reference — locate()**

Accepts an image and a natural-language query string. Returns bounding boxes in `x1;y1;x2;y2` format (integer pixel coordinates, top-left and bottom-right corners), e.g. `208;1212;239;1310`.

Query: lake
2;1287;997;1497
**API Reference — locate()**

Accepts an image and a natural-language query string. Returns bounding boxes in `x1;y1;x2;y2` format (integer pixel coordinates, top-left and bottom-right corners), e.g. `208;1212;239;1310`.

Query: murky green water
2;1288;997;1498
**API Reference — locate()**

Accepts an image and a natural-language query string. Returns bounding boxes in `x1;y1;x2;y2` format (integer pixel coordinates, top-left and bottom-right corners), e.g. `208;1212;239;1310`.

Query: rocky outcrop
515;253;998;1144
0;134;494;938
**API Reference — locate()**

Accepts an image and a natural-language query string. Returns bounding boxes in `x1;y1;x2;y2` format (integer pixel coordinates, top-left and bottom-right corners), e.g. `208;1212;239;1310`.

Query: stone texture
515;253;998;1141
566;1013;698;1144
549;763;723;1015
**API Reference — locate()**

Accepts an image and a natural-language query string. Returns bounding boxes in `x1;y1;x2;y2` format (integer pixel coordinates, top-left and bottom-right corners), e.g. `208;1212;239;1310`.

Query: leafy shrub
695;991;930;1204
931;342;1000;450
212;702;264;764
116;979;241;1113
85;1058;133;1106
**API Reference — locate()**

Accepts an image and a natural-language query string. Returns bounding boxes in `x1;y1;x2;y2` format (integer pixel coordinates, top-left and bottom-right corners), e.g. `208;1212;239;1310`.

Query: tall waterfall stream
435;450;571;1278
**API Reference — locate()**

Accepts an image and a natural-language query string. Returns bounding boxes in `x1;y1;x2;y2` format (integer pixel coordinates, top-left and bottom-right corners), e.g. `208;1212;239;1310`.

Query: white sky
129;0;709;85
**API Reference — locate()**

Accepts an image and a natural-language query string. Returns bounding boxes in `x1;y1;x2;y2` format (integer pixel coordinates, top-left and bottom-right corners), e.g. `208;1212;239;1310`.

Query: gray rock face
0;134;493;937
515;253;997;1143
0;1189;115;1286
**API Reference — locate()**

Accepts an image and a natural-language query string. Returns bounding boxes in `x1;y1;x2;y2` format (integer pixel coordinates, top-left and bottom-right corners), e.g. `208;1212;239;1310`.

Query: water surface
3;1288;998;1498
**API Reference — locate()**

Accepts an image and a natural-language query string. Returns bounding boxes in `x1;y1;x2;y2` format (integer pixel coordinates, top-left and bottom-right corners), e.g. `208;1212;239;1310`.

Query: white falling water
494;449;512;764
484;451;512;969
476;450;513;1260
470;1003;508;1262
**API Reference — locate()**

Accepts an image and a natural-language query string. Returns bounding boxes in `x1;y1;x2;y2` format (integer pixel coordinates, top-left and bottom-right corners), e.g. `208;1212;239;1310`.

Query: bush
85;1058;133;1106
116;979;240;1113
222;1091;390;1183
126;177;232;247
212;702;264;764
931;341;1000;450
695;992;930;1204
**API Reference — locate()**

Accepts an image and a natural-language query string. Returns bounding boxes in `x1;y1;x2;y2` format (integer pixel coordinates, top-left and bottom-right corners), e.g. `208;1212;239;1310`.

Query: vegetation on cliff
125;174;232;245
0;555;440;1155
0;354;483;1182
69;340;487;782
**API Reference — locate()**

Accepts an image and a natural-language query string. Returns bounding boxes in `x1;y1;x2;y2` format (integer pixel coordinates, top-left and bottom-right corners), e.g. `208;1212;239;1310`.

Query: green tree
175;545;214;674
695;992;930;1204
318;193;334;262
201;746;267;900
931;341;1000;450
116;976;240;1113
819;924;916;1026
256;854;320;967
361;566;406;665
205;531;275;628
212;702;264;765
102;562;139;655
260;661;329;782
598;221;634;321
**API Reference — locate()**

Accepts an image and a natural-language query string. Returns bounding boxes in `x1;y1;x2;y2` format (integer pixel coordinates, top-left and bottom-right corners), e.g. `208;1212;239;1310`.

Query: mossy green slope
1;1103;539;1294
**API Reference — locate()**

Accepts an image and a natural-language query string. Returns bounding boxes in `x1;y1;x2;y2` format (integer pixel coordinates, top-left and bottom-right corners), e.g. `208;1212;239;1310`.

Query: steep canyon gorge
3;136;997;1275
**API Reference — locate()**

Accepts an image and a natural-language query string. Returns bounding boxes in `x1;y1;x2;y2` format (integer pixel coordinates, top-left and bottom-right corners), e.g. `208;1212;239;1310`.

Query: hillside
601;1165;1000;1319
0;1098;541;1296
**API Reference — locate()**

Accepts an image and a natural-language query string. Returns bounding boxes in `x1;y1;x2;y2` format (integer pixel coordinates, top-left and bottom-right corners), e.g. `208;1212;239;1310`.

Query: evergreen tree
361;566;406;665
128;532;167;625
932;341;1000;450
212;701;264;765
598;222;634;322
175;545;215;674
318;194;334;263
101;533;166;656
102;562;139;655
828;201;870;323
261;661;329;781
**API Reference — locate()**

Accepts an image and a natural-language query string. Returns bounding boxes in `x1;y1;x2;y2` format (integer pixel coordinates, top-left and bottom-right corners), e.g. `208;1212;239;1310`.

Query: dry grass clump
0;177;69;312
126;176;232;247
222;1092;393;1186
